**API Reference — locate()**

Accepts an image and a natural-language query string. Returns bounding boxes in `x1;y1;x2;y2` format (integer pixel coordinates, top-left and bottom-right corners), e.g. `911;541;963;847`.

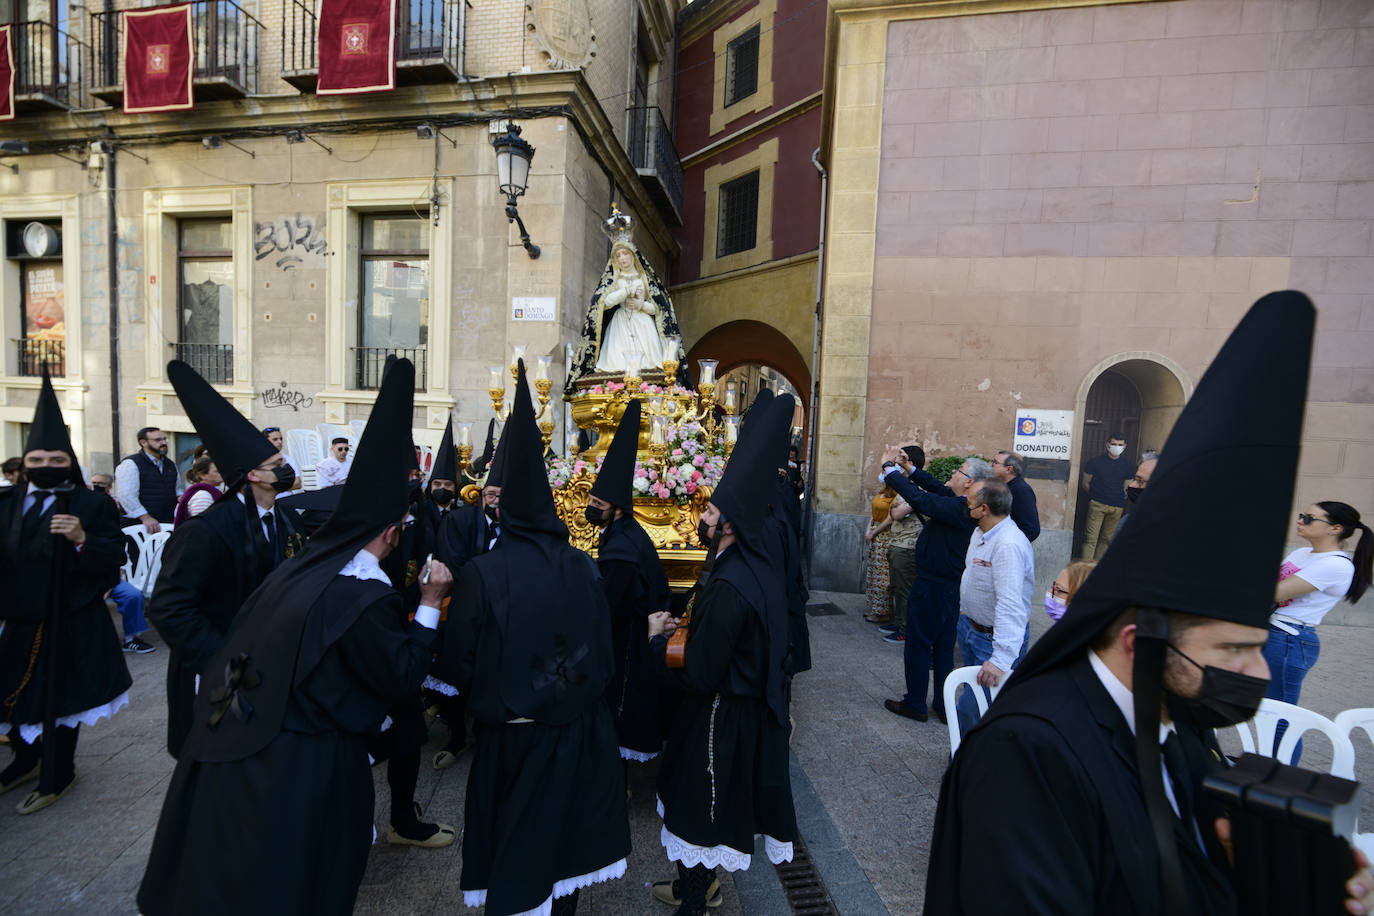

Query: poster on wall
1013;408;1073;480
24;263;65;342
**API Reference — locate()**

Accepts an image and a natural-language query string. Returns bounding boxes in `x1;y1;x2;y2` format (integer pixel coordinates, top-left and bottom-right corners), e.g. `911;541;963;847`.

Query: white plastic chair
1333;708;1374;860
943;665;1004;756
122;524;173;600
349;419;367;444
1228;699;1356;779
284;428;325;470
299;467;320;491
317;423;356;451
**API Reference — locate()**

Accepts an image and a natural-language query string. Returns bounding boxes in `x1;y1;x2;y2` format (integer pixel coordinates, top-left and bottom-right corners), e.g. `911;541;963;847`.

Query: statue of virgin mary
567;207;688;394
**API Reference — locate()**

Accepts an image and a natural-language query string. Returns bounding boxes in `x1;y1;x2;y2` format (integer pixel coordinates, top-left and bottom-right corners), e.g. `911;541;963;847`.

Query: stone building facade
813;0;1374;590
0;0;682;471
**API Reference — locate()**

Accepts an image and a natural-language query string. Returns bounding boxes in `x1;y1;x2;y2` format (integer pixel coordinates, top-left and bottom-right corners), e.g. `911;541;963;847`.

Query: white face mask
1106;444;1125;457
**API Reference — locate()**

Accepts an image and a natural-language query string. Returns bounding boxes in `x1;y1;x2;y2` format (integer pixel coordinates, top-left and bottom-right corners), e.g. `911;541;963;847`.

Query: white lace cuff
619;746;658;763
422;675;460;697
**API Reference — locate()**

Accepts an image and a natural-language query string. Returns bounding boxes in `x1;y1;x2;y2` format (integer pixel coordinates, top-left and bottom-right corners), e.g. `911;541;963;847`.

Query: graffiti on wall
260;382;314;411
254;214;327;271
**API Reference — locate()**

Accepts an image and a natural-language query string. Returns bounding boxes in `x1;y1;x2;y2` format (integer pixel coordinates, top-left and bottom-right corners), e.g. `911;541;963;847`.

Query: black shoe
884;698;928;722
933;708;948;725
123;637;156;654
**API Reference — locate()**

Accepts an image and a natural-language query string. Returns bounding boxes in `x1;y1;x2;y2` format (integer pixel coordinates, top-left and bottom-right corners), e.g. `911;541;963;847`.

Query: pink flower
648;469;658;481
691;470;702;482
591;386;604;394
634;467;648;479
553;478;564;488
692;454;705;467
685;481;697;494
573;461;586;472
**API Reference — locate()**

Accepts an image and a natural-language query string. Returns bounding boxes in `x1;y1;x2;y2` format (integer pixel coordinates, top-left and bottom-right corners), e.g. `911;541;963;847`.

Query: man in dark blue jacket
993;451;1040;542
881;454;993;723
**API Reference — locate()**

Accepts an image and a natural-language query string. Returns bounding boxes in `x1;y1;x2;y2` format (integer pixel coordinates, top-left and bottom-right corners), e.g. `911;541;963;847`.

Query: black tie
262;511;279;563
1162;732;1196;833
23;491;53;541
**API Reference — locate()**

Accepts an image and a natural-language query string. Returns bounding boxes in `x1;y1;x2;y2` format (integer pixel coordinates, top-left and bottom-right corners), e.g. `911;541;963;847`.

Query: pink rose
685;481;697;494
692;454;705;467
691;470;702;482
634;467;648;478
672;448;684;457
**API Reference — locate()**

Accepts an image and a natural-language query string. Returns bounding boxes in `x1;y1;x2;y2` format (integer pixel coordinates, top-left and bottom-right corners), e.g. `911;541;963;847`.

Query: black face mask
26;466;71;489
1126;485;1144;505
585;505;610;527
431;487;454;507
269;464;296;492
697;519;713;546
1166;644;1269;728
485;505;499;523
93;483;107;494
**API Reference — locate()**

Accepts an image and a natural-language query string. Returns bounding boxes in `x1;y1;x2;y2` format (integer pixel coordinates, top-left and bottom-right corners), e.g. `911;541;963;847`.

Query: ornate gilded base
567;370;679;456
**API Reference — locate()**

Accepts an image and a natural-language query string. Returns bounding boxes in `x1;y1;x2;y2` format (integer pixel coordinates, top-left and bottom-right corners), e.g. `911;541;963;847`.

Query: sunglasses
263;427;281;434
1297;513;1332;525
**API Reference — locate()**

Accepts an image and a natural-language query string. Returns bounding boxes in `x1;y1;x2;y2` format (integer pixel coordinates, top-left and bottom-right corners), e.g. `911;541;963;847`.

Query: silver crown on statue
602;203;634;244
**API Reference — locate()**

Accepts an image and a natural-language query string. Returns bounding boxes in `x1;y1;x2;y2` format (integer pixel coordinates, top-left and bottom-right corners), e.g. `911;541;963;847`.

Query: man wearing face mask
0;371;132;814
1111;450;1159;542
422;418;460;541
586;400;672;763
925;293;1374;916
149;361;306;758
1078;432;1132;560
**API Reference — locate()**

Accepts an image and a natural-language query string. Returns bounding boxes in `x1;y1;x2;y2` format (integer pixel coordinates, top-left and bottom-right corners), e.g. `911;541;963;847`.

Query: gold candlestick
661;358;679;385
457;443;473;478
539;418;556;452
535;376;553;408
489;387;505;418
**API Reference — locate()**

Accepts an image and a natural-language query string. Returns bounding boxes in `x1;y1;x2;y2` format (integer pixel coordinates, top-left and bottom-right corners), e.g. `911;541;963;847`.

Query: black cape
149;494;303;756
138;576;438;916
598;514;672;758
924;656;1235;916
651;547;798;863
0;486;130;728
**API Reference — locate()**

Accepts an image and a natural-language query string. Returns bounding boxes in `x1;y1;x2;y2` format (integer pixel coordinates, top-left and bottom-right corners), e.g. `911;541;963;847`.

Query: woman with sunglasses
1267;502;1373;716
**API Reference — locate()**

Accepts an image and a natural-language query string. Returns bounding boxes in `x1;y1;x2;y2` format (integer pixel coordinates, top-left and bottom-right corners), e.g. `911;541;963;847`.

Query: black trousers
6;724;79;793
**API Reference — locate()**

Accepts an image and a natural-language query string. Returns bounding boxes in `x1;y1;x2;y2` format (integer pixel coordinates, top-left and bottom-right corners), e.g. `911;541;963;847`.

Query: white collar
338;548;391;585
1087;649;1175;744
237;492;275;519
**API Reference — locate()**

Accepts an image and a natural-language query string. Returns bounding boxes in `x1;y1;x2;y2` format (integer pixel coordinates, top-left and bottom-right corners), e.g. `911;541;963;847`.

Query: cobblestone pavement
1;599;1371;915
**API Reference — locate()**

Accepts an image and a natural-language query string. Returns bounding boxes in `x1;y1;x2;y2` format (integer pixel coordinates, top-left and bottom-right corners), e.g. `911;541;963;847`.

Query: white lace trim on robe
0;690;130;744
619;746;658;763
339;549;392;585
462;857;627;913
655;796;794;871
422;675;459;697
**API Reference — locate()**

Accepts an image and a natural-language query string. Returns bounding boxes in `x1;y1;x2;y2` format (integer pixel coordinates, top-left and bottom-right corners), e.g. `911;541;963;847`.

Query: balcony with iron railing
352;346;427;392
282;0;463;91
89;0;261;105
14;339;65;378
7;21;88;112
627;106;685;226
172;342;233;384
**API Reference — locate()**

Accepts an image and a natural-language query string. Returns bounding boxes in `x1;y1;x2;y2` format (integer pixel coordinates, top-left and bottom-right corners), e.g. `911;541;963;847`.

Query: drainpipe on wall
802;147;827;569
106;143;122;461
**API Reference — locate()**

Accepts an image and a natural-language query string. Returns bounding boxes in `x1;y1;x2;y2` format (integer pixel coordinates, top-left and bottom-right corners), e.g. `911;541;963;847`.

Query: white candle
510;343;527;372
488;367;504;390
698;359;717;386
537;355;552;381
457;422;471;447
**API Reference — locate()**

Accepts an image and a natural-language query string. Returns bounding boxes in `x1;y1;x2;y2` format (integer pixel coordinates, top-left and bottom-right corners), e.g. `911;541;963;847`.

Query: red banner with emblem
0;25;15;122
317;0;395;95
123;5;194;114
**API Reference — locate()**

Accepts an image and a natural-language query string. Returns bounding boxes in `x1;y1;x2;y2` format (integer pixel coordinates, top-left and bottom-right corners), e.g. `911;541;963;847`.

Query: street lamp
491;121;540;259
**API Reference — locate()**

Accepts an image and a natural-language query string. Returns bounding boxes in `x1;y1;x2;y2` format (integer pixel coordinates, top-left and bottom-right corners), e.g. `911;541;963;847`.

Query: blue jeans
902;577;960;716
954;615;1029;735
1262;624;1320;764
110;581;148;639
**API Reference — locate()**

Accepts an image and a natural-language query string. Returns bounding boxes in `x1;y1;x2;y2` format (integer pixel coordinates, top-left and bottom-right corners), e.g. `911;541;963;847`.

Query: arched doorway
684;319;811;440
1069;356;1190;556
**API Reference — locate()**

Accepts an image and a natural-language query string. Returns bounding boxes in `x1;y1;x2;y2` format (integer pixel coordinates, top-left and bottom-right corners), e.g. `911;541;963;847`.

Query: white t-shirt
1276;547;1354;626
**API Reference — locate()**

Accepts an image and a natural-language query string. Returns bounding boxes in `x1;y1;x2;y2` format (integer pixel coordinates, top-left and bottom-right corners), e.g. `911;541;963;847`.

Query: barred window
176;218;234;383
716;171;760;258
725;25;760;107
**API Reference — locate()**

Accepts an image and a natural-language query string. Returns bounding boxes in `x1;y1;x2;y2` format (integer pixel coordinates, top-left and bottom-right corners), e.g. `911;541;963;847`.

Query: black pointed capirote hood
382;354;420;472
498;360;567;545
483;419;511;489
472;419;497;475
25;369;85;486
713;388;788;552
167;360;277;486
431;417;457;482
589;399;640;512
741;388;774;438
1003;291;1316;695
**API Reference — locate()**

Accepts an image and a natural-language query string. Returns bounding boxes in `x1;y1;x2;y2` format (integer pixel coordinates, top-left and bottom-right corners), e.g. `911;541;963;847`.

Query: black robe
768;477;811;675
597;515;672;759
925;655;1236;916
137;576;437;916
434;502;497;570
434;556;630;915
0;486;131;729
149;495;303;757
651;548;798;865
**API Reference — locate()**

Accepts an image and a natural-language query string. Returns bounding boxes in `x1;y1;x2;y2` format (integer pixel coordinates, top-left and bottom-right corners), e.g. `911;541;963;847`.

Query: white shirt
339;548;439;630
114;451;177;518
237;492;280;544
1276;547;1354;626
22;481;57;517
959;516;1035;672
315;454;351;487
1087;649;1186;821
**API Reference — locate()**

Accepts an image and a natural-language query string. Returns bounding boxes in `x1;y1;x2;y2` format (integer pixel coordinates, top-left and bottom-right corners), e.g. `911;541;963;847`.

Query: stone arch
685;319;812;434
1065;352;1192;540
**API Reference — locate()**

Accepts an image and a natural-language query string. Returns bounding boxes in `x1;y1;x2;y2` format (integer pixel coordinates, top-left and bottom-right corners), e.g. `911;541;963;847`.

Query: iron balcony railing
282;0;462;88
90;0;261;101
626;105;685;225
353;346;427;392
15;339;65;378
173;342;233;384
8;21;87;109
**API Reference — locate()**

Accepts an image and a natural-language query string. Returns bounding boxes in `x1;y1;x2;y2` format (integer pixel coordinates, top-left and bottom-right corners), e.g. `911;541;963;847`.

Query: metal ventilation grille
774;840;838;915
